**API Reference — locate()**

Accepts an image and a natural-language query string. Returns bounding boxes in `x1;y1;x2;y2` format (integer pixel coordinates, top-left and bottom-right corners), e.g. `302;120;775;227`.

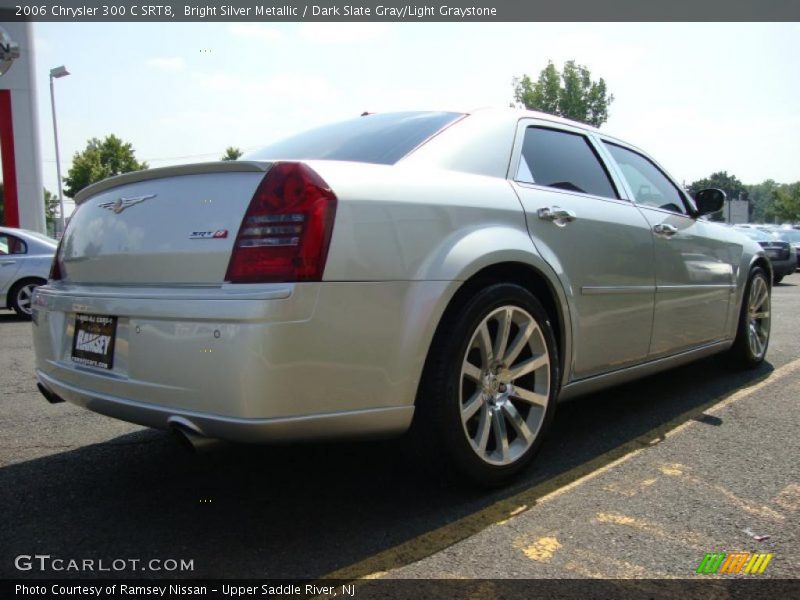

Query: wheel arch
418;260;571;402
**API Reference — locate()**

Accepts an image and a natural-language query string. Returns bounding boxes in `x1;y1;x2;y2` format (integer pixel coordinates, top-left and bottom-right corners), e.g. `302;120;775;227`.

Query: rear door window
604;142;688;214
0;235;26;255
516;127;618;199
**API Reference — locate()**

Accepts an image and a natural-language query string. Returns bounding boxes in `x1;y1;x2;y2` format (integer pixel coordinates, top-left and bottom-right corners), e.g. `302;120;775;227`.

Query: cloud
227;23;283;43
146;57;186;71
299;23;390;44
34;36;50;54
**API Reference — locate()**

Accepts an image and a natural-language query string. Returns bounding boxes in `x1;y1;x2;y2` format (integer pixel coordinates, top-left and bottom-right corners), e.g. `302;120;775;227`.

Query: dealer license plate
71;314;118;370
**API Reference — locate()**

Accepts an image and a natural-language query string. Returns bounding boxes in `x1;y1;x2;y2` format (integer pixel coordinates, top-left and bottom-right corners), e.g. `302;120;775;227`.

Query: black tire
727;266;771;369
9;278;44;320
411;283;560;487
773;275;783;285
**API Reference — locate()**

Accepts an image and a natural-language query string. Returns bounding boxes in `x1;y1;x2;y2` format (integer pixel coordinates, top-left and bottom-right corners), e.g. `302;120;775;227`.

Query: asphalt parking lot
1;273;798;581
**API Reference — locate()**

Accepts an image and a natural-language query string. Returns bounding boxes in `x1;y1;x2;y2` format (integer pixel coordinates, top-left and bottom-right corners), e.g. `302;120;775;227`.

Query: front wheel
727;266;771;369
413;284;560;487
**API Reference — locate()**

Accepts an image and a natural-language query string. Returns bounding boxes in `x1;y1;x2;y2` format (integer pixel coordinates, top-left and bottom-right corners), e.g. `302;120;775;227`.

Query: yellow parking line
322;358;800;581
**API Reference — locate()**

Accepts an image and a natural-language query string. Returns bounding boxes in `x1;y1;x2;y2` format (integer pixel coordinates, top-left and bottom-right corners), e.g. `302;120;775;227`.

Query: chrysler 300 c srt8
32;109;771;485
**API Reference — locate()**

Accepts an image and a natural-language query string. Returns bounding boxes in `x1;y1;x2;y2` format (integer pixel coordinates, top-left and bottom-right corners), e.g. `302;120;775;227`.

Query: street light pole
49;65;69;236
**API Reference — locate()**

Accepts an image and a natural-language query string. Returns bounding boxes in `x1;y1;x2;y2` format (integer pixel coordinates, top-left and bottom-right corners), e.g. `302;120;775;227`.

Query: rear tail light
49;243;63;280
49;206;80;281
225;162;337;283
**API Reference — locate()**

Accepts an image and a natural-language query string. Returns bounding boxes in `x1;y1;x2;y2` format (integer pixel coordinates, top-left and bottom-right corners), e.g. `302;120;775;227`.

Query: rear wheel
413;284;559;486
773;275;783;285
728;267;770;369
9;278;44;319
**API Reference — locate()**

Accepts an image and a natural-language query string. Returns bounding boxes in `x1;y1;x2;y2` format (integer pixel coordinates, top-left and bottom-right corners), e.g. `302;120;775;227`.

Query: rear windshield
246;111;463;165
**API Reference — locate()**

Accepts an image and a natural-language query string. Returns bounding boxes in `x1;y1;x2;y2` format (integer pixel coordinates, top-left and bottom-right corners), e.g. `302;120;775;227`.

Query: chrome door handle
538;206;577;224
653;223;678;237
0;260;16;266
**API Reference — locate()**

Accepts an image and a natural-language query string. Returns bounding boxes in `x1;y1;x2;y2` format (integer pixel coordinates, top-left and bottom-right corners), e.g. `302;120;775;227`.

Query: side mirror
694;188;726;216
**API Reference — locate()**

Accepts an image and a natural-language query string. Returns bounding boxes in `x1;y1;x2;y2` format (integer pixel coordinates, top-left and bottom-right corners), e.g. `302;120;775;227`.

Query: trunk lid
61;162;270;285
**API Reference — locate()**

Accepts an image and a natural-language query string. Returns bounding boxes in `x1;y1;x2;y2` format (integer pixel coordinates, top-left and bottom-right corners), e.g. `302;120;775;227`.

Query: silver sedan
32;109;770;486
0;226;56;318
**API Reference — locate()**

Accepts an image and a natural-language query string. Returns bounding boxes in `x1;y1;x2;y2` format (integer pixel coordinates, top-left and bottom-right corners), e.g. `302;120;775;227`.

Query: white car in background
0;226;56;318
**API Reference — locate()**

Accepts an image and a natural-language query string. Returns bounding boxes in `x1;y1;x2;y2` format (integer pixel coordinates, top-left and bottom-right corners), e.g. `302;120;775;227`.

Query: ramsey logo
75;331;111;355
696;552;773;575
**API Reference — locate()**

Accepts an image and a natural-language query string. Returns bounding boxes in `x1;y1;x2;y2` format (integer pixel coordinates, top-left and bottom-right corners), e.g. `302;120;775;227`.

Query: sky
23;22;800;213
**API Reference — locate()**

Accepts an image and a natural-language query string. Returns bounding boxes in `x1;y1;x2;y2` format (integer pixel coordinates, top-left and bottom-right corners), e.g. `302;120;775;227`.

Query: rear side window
516;127;618;199
247;111;463;165
604;142;687;214
0;235;26;255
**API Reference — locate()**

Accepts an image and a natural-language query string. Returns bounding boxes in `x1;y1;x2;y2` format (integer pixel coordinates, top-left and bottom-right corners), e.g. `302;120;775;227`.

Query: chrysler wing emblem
98;194;156;214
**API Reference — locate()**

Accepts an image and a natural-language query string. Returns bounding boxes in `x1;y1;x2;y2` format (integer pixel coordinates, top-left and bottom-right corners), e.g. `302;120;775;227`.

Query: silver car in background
32;109;771;485
0;226;56;318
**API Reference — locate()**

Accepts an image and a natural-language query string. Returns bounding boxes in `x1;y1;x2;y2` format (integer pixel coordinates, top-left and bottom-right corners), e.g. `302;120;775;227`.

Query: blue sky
28;22;800;210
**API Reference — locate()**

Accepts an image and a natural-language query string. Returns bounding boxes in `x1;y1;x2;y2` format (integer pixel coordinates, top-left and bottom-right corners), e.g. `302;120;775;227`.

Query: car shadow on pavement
0;356;774;579
0;311;28;323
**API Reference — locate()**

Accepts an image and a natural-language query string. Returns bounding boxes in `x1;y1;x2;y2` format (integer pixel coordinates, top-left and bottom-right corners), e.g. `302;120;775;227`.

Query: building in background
0;23;45;233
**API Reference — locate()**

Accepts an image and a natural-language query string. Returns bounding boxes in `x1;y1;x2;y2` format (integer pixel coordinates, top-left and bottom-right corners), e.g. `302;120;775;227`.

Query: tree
63;135;148;198
43;188;59;220
513;60;615;127
688;171;746;222
771;183;800;223
221;146;243;161
747;180;779;223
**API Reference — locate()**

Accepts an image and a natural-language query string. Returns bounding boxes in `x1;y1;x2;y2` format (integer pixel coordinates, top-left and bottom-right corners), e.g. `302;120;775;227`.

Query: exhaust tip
170;424;221;454
37;383;65;404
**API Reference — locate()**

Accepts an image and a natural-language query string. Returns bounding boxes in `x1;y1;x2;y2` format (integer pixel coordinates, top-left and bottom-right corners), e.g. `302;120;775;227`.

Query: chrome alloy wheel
459;306;550;466
15;282;38;316
747;274;770;360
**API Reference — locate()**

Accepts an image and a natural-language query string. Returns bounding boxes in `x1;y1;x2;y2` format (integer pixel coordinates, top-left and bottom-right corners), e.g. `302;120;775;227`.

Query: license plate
71;314;117;370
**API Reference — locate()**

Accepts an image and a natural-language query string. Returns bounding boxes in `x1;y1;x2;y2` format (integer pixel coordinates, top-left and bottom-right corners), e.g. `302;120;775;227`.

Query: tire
727;266;771;369
773;275;783;285
412;283;560;487
9;278;44;319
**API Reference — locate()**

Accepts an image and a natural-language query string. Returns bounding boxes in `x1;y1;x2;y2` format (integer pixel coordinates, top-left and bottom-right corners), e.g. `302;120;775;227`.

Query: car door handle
0;260;16;266
653;223;679;237
538;206;577;224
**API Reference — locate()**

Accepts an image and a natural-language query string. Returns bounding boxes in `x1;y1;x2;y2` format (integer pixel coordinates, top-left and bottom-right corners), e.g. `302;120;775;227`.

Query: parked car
32;109;771;486
0;226;57;318
775;229;800;270
734;227;796;283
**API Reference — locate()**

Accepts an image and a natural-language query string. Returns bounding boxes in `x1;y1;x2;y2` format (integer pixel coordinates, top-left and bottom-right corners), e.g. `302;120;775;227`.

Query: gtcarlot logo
14;554;194;573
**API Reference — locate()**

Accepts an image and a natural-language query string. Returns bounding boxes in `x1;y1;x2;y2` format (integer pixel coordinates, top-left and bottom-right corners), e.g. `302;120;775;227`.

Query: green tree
771;183;800;223
43;188;59;220
63;135;148;198
221;146;243;161
688;171;746;222
512;60;615;127
746;179;779;223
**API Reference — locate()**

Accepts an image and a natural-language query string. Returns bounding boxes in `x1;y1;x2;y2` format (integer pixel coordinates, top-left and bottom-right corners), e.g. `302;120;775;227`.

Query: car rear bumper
31;280;449;442
35;370;411;443
770;256;796;278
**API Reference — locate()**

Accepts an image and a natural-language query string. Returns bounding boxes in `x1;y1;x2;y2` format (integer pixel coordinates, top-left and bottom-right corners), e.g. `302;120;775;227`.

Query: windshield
737;228;777;241
776;229;800;243
246;111;463;165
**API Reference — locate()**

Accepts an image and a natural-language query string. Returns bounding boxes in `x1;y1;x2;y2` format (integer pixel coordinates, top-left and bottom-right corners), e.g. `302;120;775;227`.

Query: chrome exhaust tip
37;383;65;404
170;424;221;454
